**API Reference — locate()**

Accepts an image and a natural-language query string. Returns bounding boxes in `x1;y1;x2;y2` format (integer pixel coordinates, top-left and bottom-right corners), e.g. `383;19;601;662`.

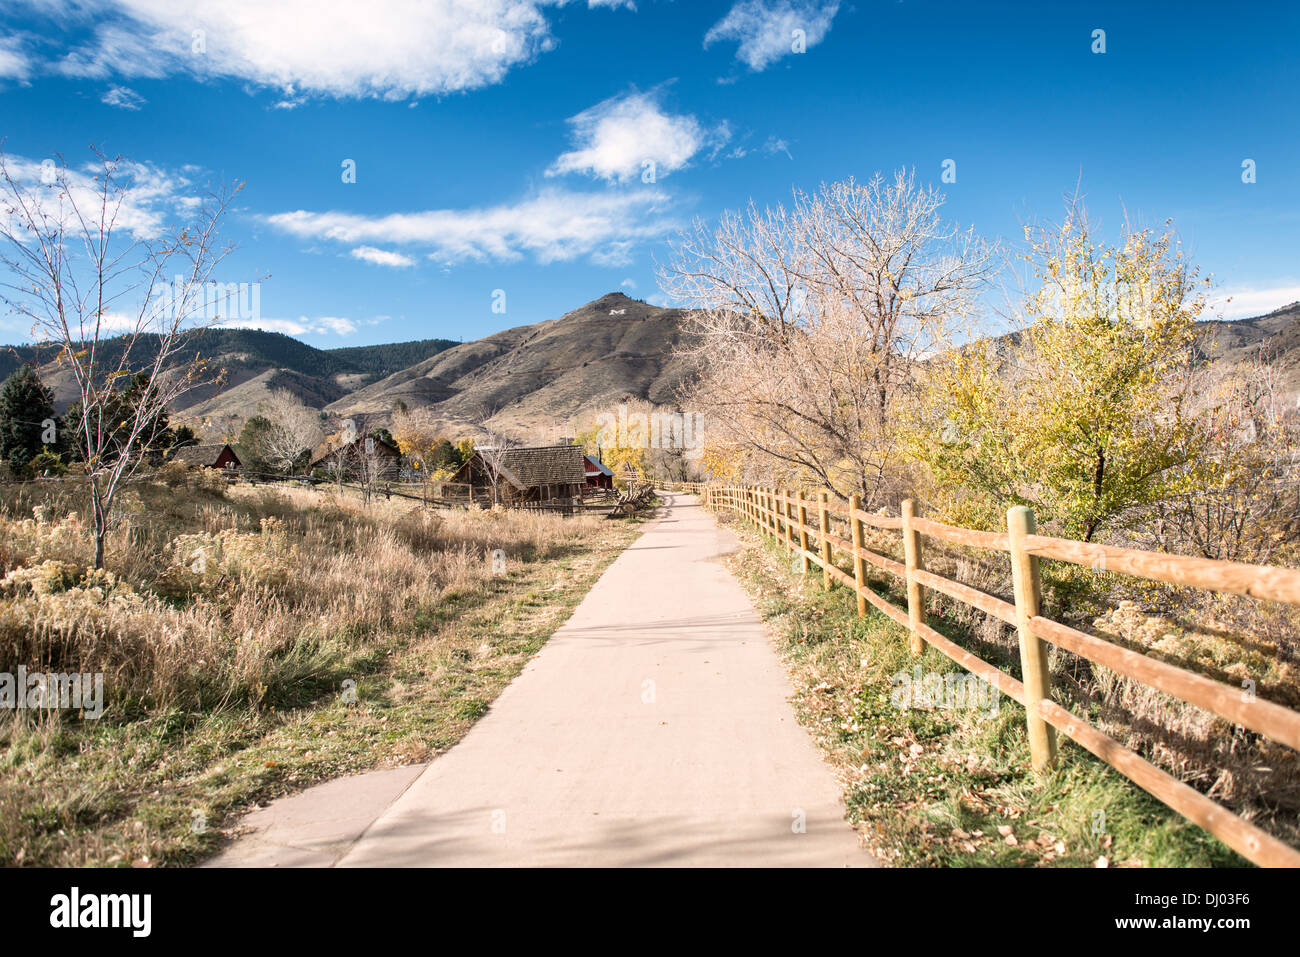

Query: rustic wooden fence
659;482;1300;867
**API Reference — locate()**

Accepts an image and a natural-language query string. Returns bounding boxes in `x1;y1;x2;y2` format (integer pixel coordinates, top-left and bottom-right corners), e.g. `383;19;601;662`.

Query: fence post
900;498;926;656
1007;505;1058;772
797;490;810;574
849;493;867;617
783;490;794;554
818;491;833;590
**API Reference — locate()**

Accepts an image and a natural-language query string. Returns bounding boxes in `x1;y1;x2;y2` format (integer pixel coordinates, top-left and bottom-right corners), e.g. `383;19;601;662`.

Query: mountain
327;292;699;438
0;293;700;442
0;328;458;423
1196;301;1300;392
4;293;1297;447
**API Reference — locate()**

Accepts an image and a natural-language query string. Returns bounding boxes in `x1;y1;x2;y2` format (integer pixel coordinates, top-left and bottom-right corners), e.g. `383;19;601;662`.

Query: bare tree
259;388;324;474
1149;345;1300;563
659;170;997;505
0;150;239;567
475;433;517;507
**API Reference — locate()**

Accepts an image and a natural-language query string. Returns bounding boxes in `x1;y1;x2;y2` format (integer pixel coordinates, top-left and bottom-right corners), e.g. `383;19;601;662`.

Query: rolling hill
3;293;1296;446
0;327;458;425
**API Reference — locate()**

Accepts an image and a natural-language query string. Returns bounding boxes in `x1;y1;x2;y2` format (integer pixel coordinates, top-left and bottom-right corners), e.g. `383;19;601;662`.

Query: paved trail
211;492;872;867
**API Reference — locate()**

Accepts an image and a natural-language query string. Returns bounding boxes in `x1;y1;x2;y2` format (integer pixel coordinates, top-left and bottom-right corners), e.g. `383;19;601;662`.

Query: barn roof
168;443;238;467
477;444;586;489
584;455;614;477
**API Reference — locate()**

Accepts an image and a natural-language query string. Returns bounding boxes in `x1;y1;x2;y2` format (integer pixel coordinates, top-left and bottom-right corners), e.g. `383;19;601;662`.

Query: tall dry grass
0;478;604;718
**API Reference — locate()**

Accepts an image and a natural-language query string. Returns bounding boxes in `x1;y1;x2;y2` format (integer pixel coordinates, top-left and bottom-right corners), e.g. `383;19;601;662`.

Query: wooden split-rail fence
659;481;1300;867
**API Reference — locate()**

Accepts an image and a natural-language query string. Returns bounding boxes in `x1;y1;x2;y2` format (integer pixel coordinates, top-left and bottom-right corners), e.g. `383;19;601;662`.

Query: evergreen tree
0;364;59;476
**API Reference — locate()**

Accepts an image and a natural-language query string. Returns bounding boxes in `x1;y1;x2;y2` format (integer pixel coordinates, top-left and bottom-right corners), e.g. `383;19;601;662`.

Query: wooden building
310;435;403;480
584;454;615;490
168;443;241;471
452;444;587;505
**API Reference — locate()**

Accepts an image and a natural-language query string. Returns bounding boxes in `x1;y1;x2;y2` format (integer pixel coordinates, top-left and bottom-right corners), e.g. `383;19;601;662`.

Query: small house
168;443;241;471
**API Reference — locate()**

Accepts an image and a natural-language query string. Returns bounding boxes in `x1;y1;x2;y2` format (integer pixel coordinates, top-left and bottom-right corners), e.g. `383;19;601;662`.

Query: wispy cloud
221;315;360;336
0;153;202;239
87;310;360;337
1207;285;1300;321
762;135;792;159
705;0;840;71
101;84;145;109
349;245;416;268
548;91;723;182
0;34;32;81
265;187;677;266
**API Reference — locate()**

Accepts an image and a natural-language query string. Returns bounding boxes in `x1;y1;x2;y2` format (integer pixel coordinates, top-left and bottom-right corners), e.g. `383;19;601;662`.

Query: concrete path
211;492;871;867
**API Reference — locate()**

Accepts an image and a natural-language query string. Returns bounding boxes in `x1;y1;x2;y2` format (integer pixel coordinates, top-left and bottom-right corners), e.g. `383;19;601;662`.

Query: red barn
584;454;614;490
169;443;241;471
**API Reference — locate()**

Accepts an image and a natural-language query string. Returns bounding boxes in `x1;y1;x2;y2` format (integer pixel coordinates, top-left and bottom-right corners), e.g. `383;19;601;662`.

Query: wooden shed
310;435;402;480
168;443;241;471
452;444;587;505
584;454;615;490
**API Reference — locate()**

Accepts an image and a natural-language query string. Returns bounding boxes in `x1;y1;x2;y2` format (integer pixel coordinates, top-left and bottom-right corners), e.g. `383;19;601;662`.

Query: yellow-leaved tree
576;421;648;486
906;208;1215;541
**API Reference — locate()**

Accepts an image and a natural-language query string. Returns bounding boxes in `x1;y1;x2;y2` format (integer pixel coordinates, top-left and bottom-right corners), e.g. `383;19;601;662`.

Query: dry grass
0;475;643;866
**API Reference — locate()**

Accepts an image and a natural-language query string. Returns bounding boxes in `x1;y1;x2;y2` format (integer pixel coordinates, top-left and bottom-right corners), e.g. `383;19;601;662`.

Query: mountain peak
584;291;639;312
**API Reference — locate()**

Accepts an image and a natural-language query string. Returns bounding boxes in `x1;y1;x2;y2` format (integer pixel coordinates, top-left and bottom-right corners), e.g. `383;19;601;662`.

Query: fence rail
663;482;1300;868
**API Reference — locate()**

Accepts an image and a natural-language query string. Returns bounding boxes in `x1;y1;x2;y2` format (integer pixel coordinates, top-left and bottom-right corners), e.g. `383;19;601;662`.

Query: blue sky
1;0;1297;347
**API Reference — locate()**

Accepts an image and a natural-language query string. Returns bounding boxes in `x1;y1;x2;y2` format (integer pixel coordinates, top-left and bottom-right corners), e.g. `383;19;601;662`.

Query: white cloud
548;91;719;182
1207;285;1300;321
101;84;145;109
218;315;360;336
96;311;361;336
6;0;628;100
705;0;840;71
265;187;677;265
762;135;792;159
0;154;200;239
0;35;32;81
349;245;416;268
620;277;637;289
